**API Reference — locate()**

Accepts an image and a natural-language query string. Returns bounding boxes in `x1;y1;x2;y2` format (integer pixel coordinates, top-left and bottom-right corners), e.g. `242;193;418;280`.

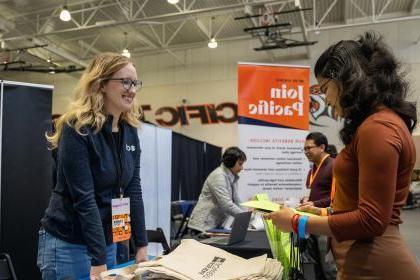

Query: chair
129;227;171;259
171;200;197;239
0;253;17;280
147;227;171;255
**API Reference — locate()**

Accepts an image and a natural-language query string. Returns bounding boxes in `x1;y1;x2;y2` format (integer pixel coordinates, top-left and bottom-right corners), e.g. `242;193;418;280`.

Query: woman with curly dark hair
266;32;420;279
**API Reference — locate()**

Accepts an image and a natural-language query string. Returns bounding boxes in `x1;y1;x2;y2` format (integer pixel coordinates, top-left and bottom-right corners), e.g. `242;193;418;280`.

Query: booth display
0;80;53;279
237;63;310;202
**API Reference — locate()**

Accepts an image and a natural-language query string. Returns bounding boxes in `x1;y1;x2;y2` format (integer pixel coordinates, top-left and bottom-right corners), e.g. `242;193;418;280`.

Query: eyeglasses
105;78;143;91
319;78;332;95
303;145;319;152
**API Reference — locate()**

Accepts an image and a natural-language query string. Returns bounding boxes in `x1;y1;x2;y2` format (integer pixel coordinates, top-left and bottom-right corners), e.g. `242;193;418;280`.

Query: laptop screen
228;211;252;244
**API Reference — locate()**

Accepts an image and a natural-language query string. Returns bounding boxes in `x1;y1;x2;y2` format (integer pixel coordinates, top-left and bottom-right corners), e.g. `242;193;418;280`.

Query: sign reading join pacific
249;85;304;117
238;63;310;203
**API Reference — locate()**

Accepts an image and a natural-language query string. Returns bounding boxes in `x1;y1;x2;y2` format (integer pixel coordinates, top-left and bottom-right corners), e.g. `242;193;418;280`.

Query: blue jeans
37;229;116;280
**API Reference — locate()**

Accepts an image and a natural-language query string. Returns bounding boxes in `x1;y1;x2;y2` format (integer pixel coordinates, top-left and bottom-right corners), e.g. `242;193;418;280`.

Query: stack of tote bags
101;239;283;280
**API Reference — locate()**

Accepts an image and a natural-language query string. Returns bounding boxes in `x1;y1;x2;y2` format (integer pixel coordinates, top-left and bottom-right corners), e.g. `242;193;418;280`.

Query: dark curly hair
314;32;417;145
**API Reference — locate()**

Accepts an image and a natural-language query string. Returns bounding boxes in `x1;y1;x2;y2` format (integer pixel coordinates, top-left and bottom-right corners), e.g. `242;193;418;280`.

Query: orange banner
238;63;310;130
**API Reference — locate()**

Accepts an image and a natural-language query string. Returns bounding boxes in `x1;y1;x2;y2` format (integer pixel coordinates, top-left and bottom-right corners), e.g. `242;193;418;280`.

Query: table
197;230;273;259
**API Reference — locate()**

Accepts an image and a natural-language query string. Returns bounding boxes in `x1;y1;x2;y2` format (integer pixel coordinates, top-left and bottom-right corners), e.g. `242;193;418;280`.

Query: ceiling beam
83;0;106;26
132;0;150;18
371;0;376;21
350;0;368;18
164;21;186;47
79;34;102;57
408;0;419;14
316;0;338;28
213;14;232;38
32;38;88;68
194;18;211;39
377;0;393;18
128;13;420;57
2;0;291;42
343;0;348;24
295;0;311;58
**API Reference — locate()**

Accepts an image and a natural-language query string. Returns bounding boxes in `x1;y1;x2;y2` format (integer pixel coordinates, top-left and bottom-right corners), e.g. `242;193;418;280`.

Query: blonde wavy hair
47;52;142;149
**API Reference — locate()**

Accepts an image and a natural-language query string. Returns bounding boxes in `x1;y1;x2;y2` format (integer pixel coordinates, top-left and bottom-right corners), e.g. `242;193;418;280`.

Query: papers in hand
241;200;281;212
241;200;318;217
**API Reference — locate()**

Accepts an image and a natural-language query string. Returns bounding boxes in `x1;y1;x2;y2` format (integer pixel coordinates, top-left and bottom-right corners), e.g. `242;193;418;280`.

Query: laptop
200;211;252;246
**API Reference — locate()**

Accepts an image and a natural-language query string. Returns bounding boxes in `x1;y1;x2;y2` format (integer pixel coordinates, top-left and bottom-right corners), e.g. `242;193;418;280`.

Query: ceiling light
208;38;218;49
167;0;179;4
122;48;131;58
59;6;71;22
121;32;131;58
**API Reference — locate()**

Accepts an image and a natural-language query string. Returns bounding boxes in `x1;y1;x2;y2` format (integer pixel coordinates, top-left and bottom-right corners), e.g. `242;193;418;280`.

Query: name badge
111;197;131;242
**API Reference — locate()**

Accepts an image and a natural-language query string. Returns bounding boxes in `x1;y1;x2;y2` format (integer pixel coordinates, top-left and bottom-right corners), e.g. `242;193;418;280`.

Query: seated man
188;147;246;233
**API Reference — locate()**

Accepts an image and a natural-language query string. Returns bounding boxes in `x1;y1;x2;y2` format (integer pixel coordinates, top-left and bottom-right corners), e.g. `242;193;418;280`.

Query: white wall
1;20;420;150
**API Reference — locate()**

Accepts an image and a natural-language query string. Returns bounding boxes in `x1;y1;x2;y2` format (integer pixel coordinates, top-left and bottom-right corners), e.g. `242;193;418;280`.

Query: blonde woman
37;53;148;280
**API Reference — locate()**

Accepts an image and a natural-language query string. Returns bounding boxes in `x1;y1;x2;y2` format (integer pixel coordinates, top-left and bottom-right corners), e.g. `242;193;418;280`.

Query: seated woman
188;147;247;232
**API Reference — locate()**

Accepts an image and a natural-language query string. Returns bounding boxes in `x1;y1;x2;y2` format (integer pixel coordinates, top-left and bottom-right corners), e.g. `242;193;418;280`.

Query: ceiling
0;0;419;72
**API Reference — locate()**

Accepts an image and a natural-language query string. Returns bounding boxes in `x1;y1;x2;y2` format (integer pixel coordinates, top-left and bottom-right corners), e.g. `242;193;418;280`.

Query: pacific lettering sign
140;102;237;127
139;87;337;128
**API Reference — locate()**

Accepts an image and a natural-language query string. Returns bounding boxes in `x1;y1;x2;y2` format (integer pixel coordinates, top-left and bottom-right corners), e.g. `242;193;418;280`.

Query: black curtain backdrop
171;133;221;201
204;143;223;177
0;82;52;280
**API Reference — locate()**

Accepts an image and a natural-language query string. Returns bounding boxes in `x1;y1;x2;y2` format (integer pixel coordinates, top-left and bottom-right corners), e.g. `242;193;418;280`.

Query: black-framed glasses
105;78;143;91
303;145;318;152
319;78;332;95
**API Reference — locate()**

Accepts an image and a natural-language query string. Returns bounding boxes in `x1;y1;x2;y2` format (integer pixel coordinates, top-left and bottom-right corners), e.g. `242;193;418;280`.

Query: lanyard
330;176;336;201
309;154;330;188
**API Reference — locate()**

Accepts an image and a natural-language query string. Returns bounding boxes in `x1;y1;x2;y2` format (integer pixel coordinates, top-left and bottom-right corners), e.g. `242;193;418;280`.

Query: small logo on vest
126;144;136;152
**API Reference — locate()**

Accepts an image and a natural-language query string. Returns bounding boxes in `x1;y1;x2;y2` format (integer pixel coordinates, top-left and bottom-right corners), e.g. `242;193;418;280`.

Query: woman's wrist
326;206;334;215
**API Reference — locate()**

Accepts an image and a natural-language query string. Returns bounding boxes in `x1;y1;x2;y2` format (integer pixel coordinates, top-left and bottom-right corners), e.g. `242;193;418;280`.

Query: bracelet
320;208;328;216
298;215;309;239
326;206;334;215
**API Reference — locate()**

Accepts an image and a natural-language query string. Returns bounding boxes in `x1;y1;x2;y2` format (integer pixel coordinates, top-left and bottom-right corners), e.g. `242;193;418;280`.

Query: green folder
241;200;318;217
246;194;312;279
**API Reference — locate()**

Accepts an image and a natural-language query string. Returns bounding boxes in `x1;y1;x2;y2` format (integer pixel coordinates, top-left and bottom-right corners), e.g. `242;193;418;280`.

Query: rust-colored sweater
328;108;416;242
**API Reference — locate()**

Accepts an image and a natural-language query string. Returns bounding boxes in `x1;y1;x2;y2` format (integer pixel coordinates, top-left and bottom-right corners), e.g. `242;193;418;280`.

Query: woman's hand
90;264;107;280
264;207;294;232
300;201;314;207
300;196;309;204
297;204;321;215
135;246;148;263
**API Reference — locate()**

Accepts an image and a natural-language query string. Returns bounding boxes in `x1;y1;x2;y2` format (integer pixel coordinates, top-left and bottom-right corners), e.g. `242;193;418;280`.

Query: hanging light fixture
167;0;179;4
59;4;71;22
208;38;218;49
121;32;131;58
122;48;131;58
207;17;218;49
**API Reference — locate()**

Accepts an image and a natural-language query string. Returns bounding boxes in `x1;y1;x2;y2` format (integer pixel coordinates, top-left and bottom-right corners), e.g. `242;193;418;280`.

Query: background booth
0;82;221;278
0;80;53;279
